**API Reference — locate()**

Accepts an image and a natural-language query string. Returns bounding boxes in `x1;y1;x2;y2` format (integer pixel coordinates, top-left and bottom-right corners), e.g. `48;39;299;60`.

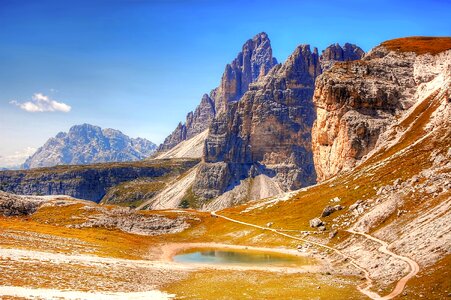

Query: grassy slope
380;36;451;55
1;158;199;175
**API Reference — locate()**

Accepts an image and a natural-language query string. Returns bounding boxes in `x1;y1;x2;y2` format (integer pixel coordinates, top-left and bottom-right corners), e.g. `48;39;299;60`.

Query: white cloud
10;93;71;113
0;147;37;168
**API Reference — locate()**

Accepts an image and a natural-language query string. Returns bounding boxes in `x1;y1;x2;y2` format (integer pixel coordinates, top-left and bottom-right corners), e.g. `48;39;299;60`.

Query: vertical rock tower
158;32;277;152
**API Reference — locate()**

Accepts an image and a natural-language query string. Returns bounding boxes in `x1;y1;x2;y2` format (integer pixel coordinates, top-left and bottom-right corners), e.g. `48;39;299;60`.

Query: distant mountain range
23;124;156;169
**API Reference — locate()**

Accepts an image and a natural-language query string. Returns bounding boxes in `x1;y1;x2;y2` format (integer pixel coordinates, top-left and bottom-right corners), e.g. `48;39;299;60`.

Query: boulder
329;230;338;239
321;206;336;217
321;204;344;217
310;217;324;228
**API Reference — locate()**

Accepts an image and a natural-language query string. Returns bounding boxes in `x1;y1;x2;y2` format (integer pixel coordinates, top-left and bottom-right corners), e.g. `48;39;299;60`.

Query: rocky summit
192;39;364;207
23;124;156;169
158;32;277;152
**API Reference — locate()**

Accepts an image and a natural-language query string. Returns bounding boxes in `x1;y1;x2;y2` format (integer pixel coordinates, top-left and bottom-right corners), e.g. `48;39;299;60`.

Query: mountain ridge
23;123;157;169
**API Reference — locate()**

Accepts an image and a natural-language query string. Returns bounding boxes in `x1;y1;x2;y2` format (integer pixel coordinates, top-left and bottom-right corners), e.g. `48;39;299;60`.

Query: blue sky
0;0;450;167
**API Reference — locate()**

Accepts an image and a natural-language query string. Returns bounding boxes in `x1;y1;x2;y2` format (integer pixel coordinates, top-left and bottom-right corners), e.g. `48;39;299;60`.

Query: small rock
309;217;324;228
266;222;273;228
334;205;344;211
349;200;363;211
330;197;341;202
329;230;338;239
321;206;336;217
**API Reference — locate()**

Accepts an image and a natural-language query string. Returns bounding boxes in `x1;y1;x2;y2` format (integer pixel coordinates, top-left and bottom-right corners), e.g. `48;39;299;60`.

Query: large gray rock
23;124;156;169
72;206;190;236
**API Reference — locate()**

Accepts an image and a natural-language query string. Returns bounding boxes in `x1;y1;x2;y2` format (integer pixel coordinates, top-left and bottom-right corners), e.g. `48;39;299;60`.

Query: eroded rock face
312;45;451;181
320;43;365;71
158;32;277;152
0;159;199;203
211;32;278;114
71;206;190;236
193;43;364;202
193;45;319;199
0;191;43;216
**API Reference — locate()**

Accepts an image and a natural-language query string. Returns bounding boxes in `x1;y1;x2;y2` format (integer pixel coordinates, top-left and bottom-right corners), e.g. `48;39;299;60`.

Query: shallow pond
173;248;307;266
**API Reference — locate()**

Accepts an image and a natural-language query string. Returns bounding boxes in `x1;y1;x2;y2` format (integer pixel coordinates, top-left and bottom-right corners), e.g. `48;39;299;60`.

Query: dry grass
0;158;199;176
380;36;451;55
162;269;365;299
403;255;451;299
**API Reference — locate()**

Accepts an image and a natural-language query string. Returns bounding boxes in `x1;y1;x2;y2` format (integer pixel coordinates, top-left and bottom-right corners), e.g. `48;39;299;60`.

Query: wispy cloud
10;93;71;113
0;147;36;168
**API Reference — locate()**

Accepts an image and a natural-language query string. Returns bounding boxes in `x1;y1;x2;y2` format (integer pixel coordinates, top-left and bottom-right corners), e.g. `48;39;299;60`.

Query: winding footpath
347;230;420;300
211;211;419;300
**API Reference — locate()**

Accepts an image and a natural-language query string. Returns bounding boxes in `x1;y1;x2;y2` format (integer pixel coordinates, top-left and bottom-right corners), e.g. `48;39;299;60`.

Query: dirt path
211;211;381;300
213;211;421;299
347;230;420;300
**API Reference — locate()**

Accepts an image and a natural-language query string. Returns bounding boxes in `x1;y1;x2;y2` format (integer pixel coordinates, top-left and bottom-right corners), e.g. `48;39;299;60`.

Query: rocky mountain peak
320;43;365;71
280;44;321;83
23;124;156;169
193;40;366;208
158;32;278;152
214;32;278;113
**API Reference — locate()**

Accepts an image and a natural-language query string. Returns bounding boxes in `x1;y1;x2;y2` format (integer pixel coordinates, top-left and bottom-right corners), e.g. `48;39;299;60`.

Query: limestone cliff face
0;159;198;203
312;38;451;181
158;32;277;152
193;43;364;202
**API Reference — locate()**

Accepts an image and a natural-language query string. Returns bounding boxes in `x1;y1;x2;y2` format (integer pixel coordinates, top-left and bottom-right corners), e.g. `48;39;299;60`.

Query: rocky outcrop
193;42;364;203
158;32;277;152
71;206;190;236
24;124;156;169
309;217;324;228
312;37;451;181
320;43;365;71
0;159;199;203
0;191;44;216
321;204;344;217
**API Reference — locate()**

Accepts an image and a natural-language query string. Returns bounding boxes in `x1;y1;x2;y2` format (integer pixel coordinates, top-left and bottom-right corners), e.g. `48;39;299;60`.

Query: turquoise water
173;249;301;265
